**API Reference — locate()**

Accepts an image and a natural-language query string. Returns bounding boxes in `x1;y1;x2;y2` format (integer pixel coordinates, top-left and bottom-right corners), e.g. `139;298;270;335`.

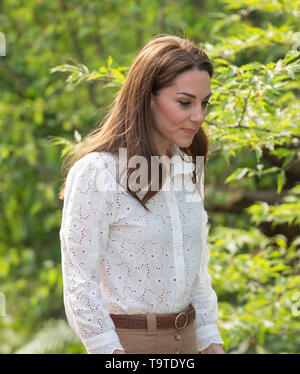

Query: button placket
165;178;186;311
174;332;182;354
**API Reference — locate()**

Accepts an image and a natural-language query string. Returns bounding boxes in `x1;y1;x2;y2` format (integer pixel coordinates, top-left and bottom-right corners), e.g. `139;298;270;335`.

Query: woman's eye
178;101;190;106
179;101;211;107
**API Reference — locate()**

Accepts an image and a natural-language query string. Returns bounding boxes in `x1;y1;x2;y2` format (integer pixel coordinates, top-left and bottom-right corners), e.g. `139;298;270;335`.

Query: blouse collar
169;144;195;178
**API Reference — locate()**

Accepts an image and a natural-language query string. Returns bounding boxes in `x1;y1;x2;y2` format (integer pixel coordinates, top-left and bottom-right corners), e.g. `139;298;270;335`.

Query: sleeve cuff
82;329;124;354
195;324;224;352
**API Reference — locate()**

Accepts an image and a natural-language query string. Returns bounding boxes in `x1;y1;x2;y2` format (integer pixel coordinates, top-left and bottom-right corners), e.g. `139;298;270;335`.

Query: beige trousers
115;312;199;354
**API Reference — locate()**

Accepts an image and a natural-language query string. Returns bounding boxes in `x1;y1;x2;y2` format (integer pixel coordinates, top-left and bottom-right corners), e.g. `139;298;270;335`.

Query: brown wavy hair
58;34;214;212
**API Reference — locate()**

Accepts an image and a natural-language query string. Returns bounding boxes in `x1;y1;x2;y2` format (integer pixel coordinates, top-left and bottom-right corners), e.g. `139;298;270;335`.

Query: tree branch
238;90;251;128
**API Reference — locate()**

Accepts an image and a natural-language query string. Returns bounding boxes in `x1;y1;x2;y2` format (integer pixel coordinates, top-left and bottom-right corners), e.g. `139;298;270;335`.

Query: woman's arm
201;343;225;354
192;245;225;353
191;173;225;353
60;152;124;354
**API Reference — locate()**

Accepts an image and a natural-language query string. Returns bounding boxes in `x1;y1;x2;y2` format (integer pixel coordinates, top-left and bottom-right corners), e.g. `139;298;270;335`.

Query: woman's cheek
167;104;184;123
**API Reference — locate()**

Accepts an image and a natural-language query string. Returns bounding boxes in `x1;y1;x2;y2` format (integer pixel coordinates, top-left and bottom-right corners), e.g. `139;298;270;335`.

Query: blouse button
174;334;181;341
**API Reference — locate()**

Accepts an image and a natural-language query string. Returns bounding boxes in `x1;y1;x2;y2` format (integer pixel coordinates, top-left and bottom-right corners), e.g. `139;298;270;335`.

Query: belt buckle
175;311;188;330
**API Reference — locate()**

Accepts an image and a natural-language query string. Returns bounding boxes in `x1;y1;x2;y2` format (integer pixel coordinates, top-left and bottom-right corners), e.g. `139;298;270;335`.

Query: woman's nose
190;107;205;123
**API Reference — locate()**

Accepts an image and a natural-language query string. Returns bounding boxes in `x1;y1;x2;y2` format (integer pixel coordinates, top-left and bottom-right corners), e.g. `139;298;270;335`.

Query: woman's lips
182;128;196;135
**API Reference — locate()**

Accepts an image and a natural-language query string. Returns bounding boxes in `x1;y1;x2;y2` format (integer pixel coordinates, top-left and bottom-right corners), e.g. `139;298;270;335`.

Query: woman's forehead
161;70;211;97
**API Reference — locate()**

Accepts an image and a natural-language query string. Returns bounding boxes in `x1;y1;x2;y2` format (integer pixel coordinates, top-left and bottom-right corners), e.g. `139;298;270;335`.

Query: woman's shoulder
70;151;118;173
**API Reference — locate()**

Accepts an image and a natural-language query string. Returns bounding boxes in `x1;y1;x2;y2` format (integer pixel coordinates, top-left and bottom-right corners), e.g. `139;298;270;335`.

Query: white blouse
59;143;224;354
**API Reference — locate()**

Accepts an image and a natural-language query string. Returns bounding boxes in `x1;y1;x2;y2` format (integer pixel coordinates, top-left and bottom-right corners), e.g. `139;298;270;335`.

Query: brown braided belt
110;303;195;330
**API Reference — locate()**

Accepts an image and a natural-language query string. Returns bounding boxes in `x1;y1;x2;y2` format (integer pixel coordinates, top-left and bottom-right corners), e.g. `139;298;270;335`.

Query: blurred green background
0;0;299;354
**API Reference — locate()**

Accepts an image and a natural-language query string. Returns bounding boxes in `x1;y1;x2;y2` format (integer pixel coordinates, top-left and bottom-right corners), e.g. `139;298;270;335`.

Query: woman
59;34;225;354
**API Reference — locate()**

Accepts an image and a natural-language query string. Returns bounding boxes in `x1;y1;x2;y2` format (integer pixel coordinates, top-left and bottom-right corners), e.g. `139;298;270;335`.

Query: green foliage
14;319;85;354
0;0;299;354
49;56;128;88
246;185;300;227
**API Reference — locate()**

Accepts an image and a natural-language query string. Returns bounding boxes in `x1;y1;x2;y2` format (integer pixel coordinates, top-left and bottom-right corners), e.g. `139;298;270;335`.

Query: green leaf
225;168;249;184
282;153;295;169
276;171;286;194
214;58;230;65
107;55;113;67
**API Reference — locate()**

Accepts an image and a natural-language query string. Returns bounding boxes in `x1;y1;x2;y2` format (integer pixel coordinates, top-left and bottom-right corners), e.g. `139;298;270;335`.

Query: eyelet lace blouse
59;143;224;354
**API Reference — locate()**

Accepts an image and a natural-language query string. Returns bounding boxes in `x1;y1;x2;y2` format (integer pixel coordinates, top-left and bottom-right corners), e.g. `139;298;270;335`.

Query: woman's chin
173;138;194;148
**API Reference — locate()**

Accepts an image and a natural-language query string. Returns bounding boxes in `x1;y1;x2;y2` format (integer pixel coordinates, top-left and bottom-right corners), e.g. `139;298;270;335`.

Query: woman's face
150;68;211;156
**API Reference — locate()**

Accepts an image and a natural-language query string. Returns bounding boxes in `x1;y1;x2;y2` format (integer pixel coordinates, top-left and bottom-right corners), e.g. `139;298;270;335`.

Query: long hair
58;34;214;211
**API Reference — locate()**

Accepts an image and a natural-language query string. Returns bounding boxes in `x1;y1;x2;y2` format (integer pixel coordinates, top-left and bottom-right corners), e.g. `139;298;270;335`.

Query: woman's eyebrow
176;92;212;100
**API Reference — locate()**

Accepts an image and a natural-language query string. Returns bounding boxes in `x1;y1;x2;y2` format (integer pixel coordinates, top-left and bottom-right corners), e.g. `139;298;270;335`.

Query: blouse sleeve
59;152;124;354
192;173;224;352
